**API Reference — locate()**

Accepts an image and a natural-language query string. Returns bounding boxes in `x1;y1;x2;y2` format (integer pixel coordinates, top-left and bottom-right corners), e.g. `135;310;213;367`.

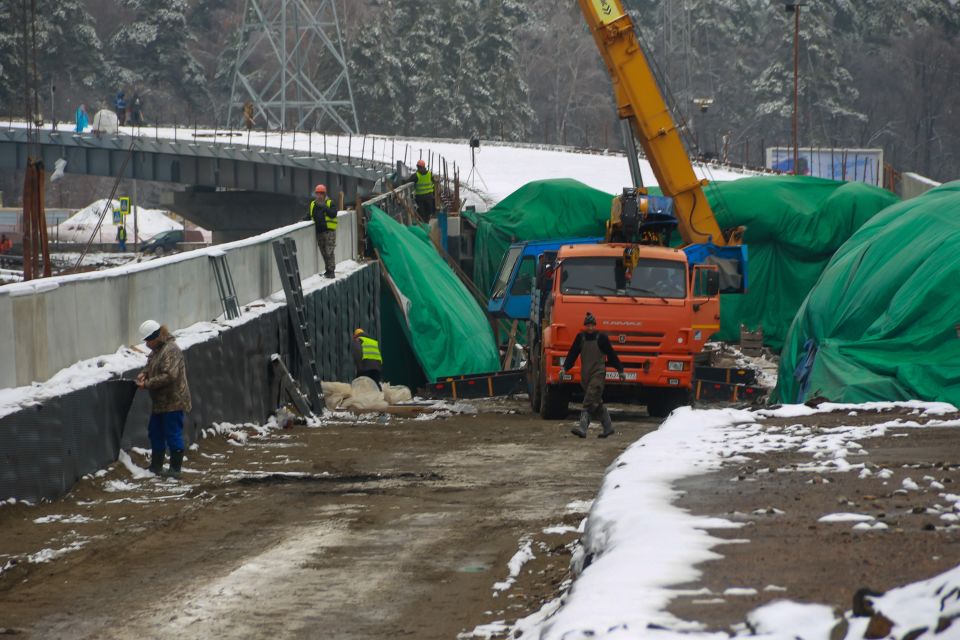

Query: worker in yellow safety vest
352;328;383;389
116;224;127;252
405;159;438;222
307;184;338;278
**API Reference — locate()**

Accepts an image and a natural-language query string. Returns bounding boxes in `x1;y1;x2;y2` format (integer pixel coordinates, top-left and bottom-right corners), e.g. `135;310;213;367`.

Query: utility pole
785;2;805;174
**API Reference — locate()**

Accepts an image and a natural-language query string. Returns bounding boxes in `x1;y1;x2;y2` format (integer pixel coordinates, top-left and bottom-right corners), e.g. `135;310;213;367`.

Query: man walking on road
405;159;438;222
135;320;192;477
308;184;338;278
352;328;383;390
562;312;625;439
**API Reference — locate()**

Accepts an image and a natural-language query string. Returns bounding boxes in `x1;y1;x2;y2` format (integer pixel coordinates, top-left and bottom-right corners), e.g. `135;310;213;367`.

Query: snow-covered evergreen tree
750;2;864;146
0;0;107;118
461;0;534;140
348;0;411;135
109;0;210;112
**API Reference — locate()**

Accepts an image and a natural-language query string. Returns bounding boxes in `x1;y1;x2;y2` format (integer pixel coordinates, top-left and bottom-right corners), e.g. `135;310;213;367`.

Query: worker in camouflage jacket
562;311;625;439
135;320;192;477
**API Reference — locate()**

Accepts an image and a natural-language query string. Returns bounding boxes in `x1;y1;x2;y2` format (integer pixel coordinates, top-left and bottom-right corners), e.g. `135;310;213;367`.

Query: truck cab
529;243;720;418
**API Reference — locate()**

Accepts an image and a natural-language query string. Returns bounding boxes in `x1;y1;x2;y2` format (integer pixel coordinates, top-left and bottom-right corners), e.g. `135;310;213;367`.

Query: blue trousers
148;411;185;452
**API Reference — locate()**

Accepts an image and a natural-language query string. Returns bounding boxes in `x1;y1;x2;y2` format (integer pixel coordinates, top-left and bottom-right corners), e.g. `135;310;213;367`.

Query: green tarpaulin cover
466;178;615;297
467;176;898;350
366;206;500;382
776;181;960;406
708;176;900;348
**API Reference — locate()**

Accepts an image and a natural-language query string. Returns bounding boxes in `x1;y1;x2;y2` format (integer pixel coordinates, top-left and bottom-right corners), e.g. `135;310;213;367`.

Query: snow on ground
49;198;183;243
471;401;960;640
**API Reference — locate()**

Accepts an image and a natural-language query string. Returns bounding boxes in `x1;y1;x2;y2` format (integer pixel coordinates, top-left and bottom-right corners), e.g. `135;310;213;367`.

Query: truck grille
608;331;665;351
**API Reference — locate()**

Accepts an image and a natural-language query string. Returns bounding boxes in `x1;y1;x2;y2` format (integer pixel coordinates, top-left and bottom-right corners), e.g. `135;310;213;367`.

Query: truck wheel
540;379;569;420
647;388;690;418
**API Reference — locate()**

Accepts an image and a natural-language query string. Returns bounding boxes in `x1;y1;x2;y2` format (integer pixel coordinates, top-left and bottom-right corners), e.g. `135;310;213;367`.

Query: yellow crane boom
578;0;728;246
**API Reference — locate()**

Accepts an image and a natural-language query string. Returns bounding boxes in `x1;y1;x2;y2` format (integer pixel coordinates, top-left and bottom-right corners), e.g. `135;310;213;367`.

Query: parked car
140;229;205;255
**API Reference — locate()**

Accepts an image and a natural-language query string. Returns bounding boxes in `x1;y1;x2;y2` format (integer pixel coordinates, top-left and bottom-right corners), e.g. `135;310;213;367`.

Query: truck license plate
606;371;637;380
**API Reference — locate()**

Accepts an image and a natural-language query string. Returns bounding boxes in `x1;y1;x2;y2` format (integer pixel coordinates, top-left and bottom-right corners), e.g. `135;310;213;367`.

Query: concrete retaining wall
901;172;942;200
0;211;358;389
0;262;381;502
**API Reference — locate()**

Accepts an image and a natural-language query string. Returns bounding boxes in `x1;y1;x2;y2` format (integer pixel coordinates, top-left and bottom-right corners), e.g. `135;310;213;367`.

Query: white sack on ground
383;383;412;404
320;378;413;411
344;377;388;411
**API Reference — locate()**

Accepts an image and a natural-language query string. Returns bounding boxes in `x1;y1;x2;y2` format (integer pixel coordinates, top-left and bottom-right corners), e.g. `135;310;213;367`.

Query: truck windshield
490;246;522;300
559;257;686;298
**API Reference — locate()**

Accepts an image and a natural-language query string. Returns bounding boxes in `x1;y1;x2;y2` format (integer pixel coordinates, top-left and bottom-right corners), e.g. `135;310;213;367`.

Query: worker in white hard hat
135;319;192;477
307;183;338;279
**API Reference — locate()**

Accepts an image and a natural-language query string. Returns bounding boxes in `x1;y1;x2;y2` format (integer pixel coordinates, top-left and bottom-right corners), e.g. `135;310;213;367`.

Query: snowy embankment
485;402;960;640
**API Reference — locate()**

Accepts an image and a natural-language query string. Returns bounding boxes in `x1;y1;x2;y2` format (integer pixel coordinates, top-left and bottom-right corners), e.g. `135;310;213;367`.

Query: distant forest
0;0;957;182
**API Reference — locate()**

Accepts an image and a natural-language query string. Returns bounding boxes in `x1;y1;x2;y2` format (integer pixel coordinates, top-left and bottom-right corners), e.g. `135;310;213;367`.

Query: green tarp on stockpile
366;206;500;382
776;181;960;406
466;178;615;297
467;176;898;350
707;176;900;349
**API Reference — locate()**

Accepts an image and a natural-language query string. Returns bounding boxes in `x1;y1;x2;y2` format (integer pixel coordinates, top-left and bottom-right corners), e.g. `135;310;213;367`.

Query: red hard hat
315;184;327;194
416;159;426;168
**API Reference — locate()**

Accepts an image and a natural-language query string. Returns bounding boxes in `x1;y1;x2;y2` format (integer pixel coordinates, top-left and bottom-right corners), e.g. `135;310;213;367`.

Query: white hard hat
138;319;160;341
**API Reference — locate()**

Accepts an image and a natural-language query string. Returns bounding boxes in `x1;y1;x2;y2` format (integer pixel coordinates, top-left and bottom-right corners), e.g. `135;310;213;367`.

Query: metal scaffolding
227;0;359;133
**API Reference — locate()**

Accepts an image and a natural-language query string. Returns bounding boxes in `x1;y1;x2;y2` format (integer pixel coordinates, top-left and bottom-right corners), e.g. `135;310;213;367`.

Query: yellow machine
578;0;738;249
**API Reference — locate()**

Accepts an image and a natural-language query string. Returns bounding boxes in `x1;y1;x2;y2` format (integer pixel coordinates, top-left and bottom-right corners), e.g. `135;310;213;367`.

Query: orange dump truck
527;242;722;418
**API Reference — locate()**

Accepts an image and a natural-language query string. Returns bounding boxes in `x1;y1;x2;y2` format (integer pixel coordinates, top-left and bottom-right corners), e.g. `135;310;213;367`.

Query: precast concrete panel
12;293;46;385
0;296;15;388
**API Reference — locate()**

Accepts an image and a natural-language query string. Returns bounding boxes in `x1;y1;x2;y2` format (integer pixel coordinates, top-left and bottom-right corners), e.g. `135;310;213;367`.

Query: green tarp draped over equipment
466;178;615;297
366;206;500;382
776;181;960;406
707;176;900;349
467;176;898;351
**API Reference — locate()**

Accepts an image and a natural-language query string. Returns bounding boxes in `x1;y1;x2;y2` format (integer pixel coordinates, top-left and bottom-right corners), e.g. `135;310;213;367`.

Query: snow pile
50;199;183;243
493;539;535;593
846;565;960;639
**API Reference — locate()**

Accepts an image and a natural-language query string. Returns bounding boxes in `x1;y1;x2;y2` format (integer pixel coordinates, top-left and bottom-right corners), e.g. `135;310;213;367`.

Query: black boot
162;449;184;478
147;449;164;475
598;407;615;438
571;410;589;438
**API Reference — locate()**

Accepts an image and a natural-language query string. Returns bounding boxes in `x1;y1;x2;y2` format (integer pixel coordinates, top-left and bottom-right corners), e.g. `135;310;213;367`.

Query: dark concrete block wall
0;262;380;503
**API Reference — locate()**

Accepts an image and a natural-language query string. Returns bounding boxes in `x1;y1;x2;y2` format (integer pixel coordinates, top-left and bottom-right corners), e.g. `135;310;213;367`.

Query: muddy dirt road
0;402;659;639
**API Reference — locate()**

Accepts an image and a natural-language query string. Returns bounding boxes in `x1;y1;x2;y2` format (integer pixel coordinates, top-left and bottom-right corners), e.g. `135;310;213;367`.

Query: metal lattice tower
227;0;359;133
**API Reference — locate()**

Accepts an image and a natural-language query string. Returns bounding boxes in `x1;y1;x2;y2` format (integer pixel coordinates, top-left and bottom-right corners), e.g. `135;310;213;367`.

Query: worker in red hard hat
405;158;438;222
306;183;338;278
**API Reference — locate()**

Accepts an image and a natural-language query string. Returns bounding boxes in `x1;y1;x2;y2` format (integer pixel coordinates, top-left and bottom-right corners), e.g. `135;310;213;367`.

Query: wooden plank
502;319;519;370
